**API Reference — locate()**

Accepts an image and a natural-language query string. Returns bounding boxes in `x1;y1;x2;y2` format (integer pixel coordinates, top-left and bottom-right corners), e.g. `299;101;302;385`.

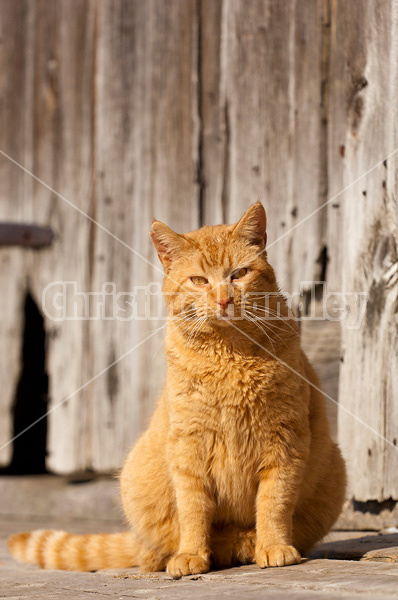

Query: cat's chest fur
208;402;264;526
168;347;281;527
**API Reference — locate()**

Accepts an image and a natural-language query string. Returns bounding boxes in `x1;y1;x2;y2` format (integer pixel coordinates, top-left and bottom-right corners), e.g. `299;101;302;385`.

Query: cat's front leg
255;458;305;568
166;433;214;579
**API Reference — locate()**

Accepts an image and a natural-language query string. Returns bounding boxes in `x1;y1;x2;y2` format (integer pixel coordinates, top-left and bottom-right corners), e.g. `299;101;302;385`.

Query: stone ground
1;477;398;599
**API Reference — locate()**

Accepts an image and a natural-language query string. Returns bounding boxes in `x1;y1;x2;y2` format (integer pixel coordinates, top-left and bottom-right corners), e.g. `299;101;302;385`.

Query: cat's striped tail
8;530;141;571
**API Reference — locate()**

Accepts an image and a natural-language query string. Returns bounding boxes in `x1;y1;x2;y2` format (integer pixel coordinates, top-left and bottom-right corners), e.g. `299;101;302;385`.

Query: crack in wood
319;0;331;249
196;0;205;227
221;100;230;224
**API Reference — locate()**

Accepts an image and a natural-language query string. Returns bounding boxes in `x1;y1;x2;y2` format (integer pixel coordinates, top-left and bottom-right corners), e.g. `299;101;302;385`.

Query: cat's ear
149;220;190;268
233;201;267;248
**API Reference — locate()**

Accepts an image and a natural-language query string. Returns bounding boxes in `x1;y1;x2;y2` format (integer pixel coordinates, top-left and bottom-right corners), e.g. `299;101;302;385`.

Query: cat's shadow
308;533;398;561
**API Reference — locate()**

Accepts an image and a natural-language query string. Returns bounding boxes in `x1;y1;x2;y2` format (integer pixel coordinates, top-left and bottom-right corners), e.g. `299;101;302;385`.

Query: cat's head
149;202;278;333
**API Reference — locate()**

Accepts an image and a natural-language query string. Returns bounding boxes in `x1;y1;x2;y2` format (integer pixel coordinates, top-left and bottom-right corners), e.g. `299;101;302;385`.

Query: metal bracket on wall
0;223;54;249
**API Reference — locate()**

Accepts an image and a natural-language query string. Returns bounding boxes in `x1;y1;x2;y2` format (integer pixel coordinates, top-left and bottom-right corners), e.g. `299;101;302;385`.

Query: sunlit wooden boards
200;0;329;295
328;0;398;501
0;0;396;492
0;0;199;473
89;0;200;471
0;0;96;471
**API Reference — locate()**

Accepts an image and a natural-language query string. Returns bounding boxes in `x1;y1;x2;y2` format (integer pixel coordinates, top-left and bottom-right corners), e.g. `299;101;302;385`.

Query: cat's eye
231;267;247;281
190;276;209;286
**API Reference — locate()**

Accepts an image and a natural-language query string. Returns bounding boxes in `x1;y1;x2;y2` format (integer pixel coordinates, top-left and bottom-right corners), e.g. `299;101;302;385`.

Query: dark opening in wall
317;245;329;285
8;292;48;474
353;498;397;515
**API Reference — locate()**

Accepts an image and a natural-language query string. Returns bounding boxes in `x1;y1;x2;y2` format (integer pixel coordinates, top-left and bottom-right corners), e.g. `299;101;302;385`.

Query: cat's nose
217;297;232;309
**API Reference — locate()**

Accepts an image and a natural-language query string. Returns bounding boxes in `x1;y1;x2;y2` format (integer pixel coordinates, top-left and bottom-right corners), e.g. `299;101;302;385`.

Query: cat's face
150;202;277;334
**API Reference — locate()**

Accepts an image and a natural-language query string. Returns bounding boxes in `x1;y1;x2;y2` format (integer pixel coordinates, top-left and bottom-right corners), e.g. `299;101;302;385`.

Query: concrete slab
311;530;398;562
2;517;398;600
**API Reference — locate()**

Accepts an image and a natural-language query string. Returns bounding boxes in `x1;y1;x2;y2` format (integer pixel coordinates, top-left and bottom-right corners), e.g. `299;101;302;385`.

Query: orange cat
9;202;346;578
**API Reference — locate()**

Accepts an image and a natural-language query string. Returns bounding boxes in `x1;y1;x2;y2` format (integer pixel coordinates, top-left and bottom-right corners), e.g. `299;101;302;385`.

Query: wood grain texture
0;0;396;496
0;0;200;473
0;0;96;472
89;0;200;471
329;0;398;501
200;0;329;296
28;0;96;474
0;1;28;465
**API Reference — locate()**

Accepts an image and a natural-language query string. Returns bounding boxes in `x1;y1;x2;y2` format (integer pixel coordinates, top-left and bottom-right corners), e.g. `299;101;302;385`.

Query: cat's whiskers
244;303;298;335
185;317;202;345
193;319;208;345
244;309;296;336
243;309;289;349
186;315;208;346
243;311;276;353
242;293;272;301
152;309;198;359
252;319;296;341
254;314;297;337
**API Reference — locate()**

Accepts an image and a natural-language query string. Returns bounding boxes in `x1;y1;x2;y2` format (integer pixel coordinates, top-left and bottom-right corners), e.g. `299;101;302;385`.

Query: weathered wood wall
0;0;396;506
328;0;398;502
200;0;329;294
0;0;200;473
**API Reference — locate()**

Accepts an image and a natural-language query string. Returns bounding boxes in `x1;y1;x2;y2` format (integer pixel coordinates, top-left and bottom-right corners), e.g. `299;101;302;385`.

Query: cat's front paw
255;544;301;568
166;553;210;579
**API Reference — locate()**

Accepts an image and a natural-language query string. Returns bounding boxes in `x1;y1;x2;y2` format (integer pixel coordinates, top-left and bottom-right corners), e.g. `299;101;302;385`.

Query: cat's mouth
214;306;234;324
216;314;231;323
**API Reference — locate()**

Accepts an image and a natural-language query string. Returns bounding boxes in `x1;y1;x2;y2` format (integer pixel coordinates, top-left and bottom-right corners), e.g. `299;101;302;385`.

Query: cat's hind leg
120;429;180;572
210;525;256;569
139;549;169;572
293;443;347;554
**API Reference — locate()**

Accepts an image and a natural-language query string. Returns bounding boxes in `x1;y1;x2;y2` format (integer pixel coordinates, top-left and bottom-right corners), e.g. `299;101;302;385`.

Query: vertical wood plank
89;0;200;471
329;0;398;500
201;0;328;295
0;0;29;466
0;0;96;473
200;0;224;226
30;0;96;474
